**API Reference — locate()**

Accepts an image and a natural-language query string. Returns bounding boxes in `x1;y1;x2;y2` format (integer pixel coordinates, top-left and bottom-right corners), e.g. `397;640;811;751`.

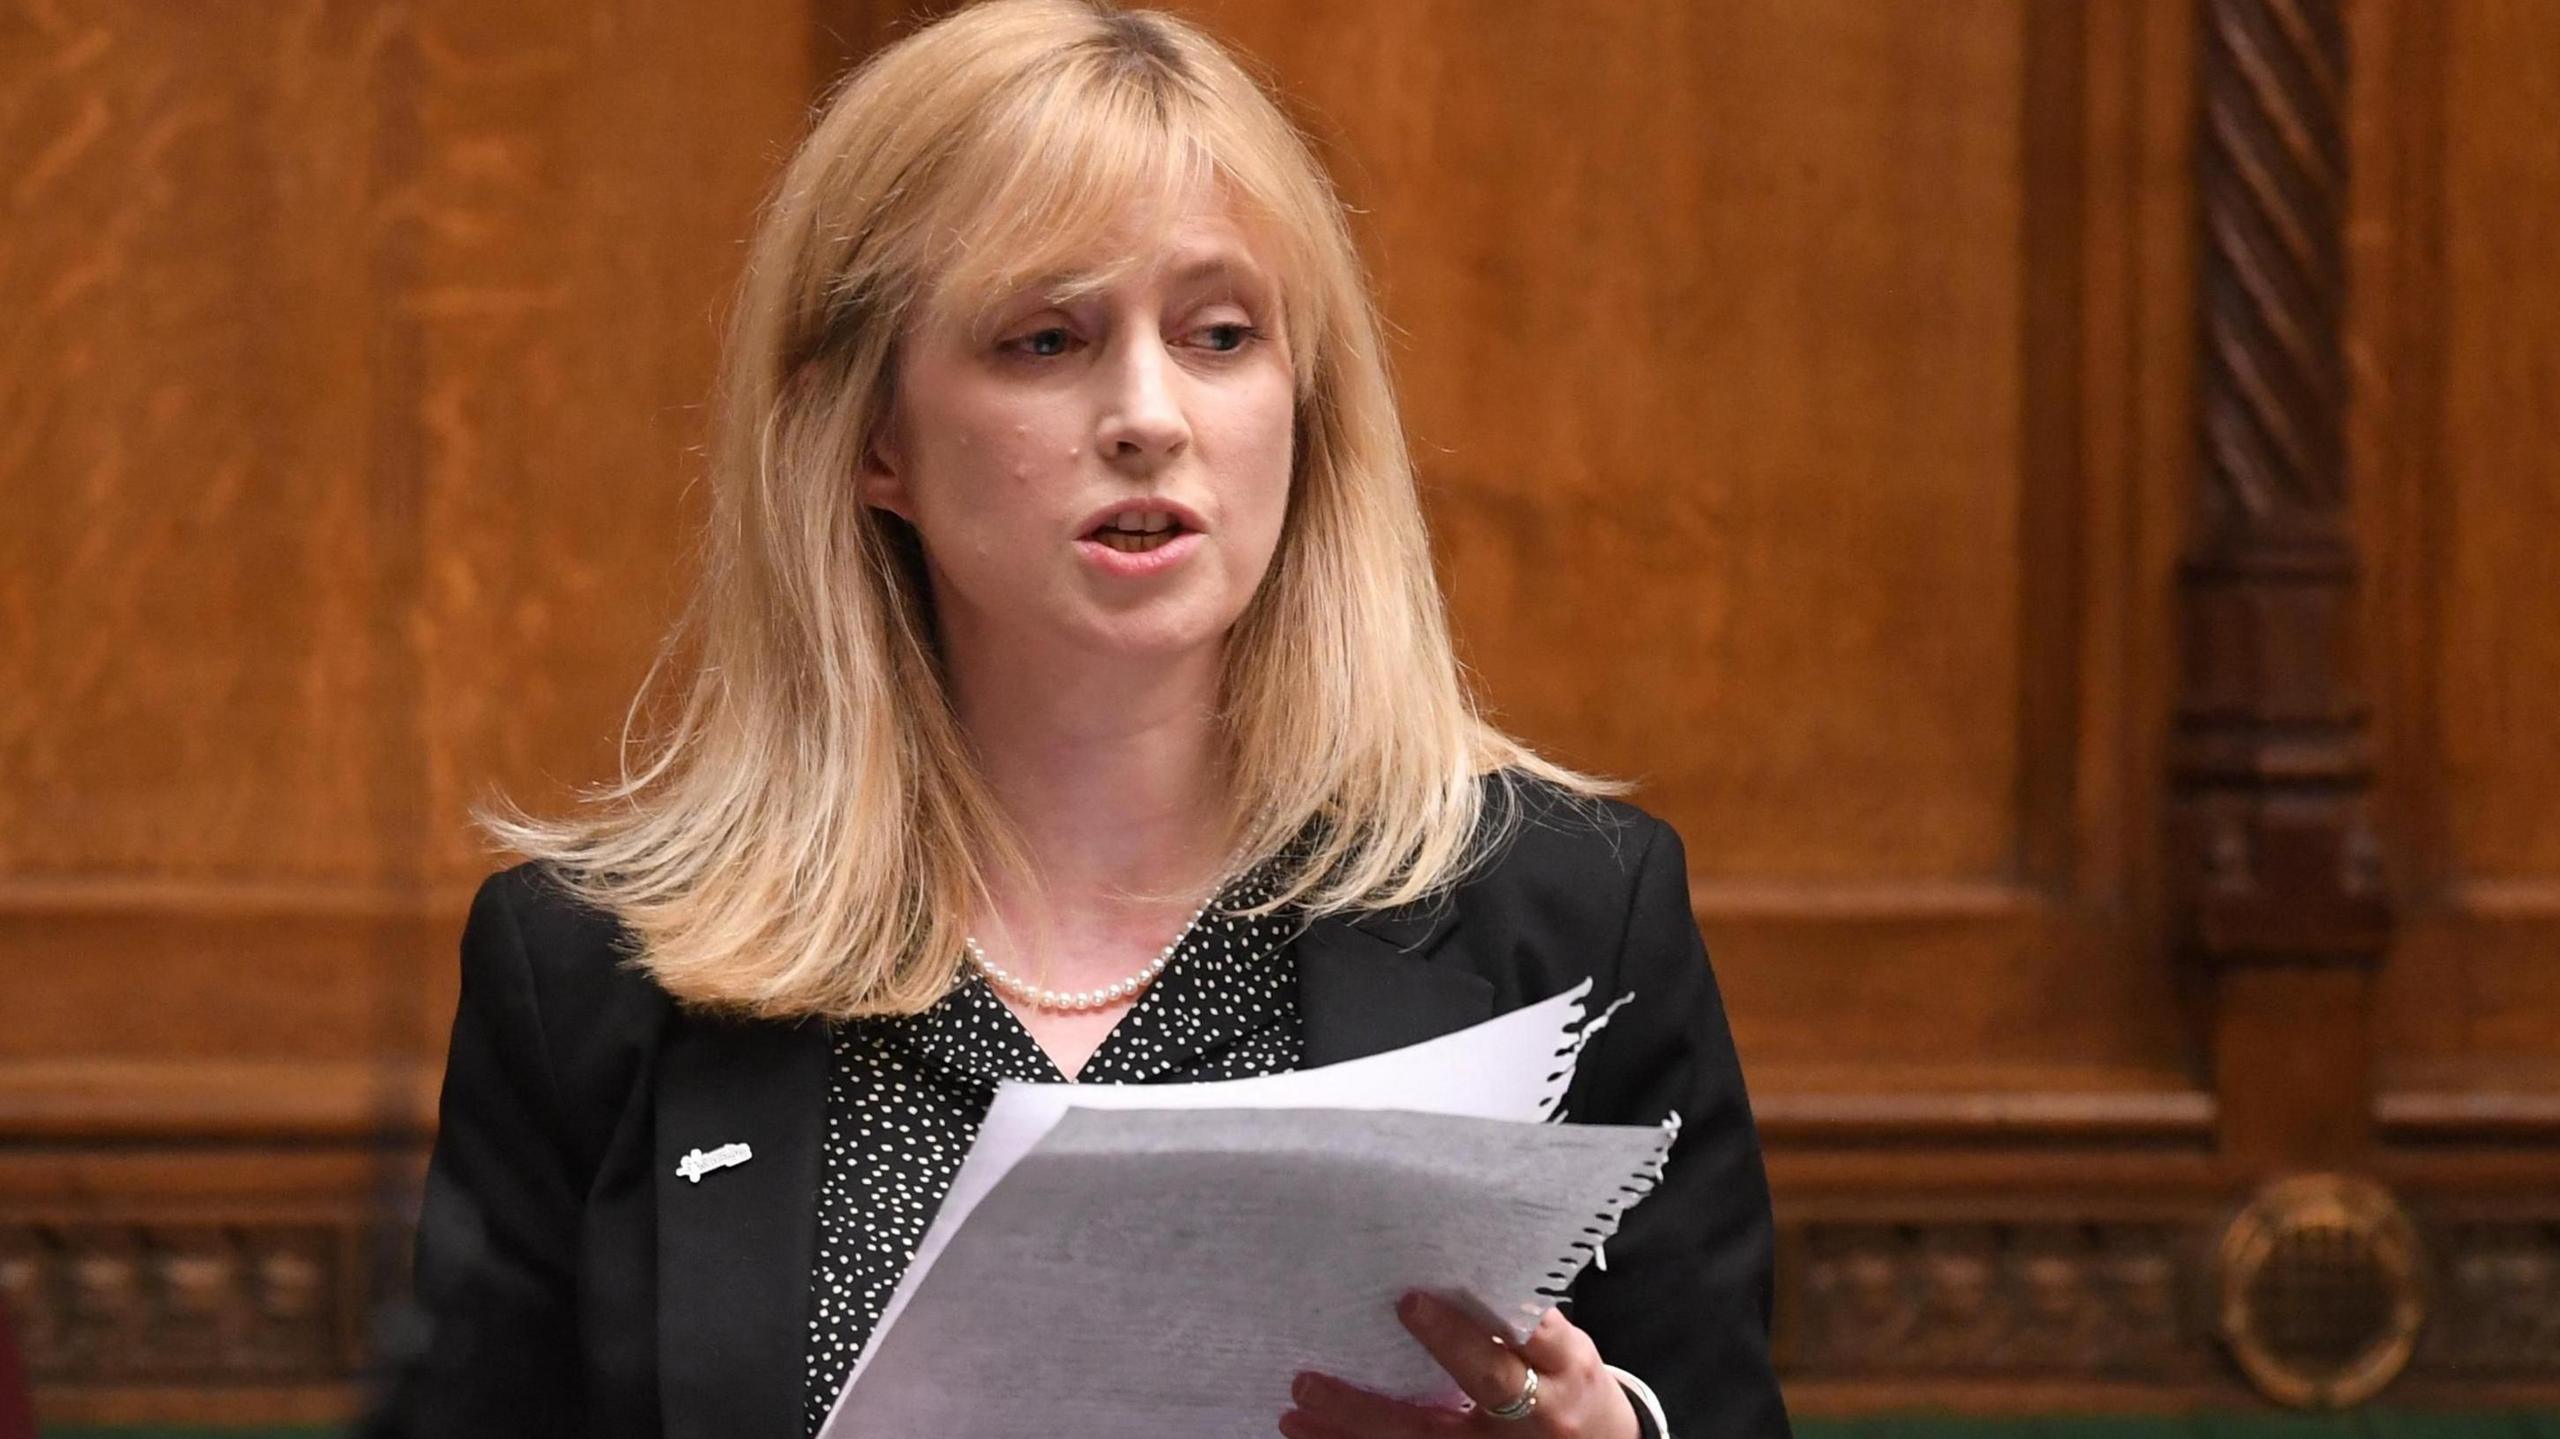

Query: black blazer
369;781;1791;1438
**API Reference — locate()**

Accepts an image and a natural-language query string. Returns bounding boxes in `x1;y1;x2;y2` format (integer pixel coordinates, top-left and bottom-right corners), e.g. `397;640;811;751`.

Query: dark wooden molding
0;1061;438;1142
2380;1089;2560;1142
1753;1087;2216;1146
2176;0;2386;967
2175;0;2392;1190
2195;0;2350;527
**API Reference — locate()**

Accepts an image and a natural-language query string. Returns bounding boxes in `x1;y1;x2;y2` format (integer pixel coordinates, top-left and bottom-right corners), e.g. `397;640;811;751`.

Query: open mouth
1085;509;1192;553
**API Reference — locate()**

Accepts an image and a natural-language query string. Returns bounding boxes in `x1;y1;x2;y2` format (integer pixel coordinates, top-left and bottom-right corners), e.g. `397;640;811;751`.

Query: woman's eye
1196;322;1259;353
1003;327;1076;359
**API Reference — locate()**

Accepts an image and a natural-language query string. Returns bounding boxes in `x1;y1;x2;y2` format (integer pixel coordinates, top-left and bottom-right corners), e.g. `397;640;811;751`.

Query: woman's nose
1094;336;1190;464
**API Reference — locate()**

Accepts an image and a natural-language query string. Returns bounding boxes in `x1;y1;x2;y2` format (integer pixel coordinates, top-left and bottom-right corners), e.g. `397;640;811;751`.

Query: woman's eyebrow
989;251;1270;319
1164;251;1275;301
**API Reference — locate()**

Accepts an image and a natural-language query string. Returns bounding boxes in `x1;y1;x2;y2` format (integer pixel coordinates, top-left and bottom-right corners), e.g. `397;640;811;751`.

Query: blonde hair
476;0;1614;1020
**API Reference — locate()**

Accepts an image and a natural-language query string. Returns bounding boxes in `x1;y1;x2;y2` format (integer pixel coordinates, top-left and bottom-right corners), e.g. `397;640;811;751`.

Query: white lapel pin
676;1141;754;1184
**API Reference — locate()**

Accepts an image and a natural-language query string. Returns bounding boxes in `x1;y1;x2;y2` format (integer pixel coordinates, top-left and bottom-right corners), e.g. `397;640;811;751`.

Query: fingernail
1291;1373;1314;1402
1397;1291;1422;1319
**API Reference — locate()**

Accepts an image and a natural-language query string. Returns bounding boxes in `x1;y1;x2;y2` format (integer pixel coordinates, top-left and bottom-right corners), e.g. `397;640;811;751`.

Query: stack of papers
818;977;1677;1438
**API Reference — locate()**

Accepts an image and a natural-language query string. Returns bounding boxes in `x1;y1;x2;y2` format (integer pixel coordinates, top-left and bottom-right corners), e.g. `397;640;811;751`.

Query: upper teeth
1105;511;1175;534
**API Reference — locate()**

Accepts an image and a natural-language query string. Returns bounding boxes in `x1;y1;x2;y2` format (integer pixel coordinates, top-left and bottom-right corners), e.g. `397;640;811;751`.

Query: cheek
912;410;1070;528
1239;399;1298;542
1199;368;1294;477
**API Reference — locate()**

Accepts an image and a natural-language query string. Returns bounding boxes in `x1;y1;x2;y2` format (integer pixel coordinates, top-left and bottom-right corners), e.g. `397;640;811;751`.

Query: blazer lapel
1295;902;1495;1066
656;1011;830;1439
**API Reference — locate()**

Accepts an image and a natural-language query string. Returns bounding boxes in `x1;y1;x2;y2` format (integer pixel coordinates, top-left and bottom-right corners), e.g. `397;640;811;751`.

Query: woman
373;2;1789;1436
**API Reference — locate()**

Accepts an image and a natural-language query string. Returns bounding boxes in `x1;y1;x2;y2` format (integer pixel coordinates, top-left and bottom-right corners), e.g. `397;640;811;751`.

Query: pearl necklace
964;889;1220;1014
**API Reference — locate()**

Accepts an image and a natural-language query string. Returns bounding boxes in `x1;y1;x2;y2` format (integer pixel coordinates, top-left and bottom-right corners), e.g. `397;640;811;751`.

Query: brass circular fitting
2216;1173;2427;1408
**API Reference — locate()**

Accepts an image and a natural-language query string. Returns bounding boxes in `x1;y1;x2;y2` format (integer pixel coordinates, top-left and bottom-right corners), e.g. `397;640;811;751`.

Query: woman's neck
944;632;1232;949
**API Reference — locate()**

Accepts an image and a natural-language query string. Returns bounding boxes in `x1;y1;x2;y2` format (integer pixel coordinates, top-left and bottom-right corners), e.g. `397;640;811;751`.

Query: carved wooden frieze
1789;1222;2201;1378
0;1222;357;1380
1785;1204;2560;1397
2419;1222;2560;1378
0;1206;2552;1399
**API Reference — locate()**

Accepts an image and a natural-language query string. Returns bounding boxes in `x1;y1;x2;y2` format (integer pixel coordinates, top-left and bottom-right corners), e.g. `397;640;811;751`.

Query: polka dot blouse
799;864;1304;1434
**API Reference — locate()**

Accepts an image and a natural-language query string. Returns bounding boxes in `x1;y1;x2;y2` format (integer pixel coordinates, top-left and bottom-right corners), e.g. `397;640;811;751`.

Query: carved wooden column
2181;6;2419;1402
2175;0;2391;1170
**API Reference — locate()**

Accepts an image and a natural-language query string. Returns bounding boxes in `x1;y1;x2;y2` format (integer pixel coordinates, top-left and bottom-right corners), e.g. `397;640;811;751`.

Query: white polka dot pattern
800;865;1303;1434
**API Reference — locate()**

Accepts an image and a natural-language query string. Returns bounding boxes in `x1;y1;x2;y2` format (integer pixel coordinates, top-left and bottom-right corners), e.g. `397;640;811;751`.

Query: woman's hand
1278;1292;1640;1439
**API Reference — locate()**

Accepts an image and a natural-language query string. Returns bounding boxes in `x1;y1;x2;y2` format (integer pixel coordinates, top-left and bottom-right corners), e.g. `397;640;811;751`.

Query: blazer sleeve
365;872;586;1437
1564;817;1792;1438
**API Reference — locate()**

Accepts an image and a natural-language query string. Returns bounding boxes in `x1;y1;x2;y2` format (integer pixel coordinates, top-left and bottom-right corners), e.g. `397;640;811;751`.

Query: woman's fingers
1276;1402;1374;1439
1281;1294;1633;1438
1511;1303;1605;1384
1394;1291;1537;1412
1284;1370;1472;1437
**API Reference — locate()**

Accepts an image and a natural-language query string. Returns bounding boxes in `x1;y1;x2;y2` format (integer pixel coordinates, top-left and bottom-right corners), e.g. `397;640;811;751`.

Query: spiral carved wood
2198;0;2350;530
2173;0;2388;975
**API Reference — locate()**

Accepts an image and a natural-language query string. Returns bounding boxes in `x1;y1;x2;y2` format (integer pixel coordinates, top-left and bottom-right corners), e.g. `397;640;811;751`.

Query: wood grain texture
0;0;808;1066
403;0;811;887
1230;0;2034;876
2360;0;2560;1116
1;7;809;1417
1163;0;2197;1098
1;1;407;886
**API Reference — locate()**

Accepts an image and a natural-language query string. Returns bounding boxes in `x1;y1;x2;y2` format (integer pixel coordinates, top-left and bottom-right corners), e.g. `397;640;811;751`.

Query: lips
1070;491;1208;537
1076;527;1201;577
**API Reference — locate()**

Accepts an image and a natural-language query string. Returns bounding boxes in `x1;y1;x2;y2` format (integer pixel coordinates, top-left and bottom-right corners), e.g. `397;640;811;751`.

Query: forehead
1028;214;1277;303
922;180;1293;339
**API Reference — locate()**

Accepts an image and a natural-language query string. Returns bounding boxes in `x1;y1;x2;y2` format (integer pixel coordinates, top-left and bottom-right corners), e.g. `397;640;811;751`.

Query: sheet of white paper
818;978;1675;1439
821;1106;1673;1439
844;977;1597;1404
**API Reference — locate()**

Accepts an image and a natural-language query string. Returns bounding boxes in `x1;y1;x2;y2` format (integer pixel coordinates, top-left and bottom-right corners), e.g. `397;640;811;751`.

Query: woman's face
862;198;1296;671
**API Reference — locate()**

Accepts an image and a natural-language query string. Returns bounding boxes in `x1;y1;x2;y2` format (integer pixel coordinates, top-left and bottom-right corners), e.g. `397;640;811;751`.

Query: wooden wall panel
406;1;800;888
2;1;403;887
2433;0;2560;889
0;0;809;1096
1;1;811;1419
1181;0;2199;1104
2364;0;2560;1124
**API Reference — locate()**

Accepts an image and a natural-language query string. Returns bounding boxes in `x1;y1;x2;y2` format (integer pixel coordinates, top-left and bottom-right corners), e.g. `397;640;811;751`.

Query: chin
1080;622;1229;661
1065;601;1242;661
